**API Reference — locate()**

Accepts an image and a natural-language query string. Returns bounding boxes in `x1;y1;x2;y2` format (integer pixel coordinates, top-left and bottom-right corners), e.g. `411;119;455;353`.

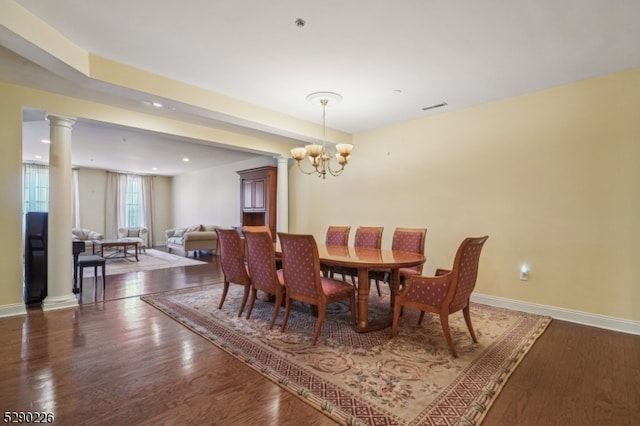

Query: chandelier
290;92;353;179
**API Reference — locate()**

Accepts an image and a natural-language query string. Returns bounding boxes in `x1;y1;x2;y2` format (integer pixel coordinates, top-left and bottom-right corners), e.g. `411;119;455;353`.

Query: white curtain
71;168;80;229
105;172;127;240
141;175;155;248
106;171;154;247
23;163;49;212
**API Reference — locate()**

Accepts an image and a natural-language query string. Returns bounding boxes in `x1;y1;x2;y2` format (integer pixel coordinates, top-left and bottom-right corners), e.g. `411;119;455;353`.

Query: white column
43;114;78;311
276;156;289;234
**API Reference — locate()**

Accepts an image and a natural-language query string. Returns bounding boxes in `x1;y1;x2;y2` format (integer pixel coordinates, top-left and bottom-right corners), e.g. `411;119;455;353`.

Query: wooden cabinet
237;166;277;240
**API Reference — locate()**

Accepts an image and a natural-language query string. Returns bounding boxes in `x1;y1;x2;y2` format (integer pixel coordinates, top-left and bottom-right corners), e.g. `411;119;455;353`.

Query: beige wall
289;68;640;322
171;156;276;231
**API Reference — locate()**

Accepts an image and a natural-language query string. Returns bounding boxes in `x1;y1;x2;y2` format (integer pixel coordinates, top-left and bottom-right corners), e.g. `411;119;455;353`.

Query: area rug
142;285;551;425
82;249;206;276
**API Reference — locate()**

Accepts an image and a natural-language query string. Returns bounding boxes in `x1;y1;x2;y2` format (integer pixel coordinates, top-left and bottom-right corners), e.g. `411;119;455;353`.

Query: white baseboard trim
472;293;640;336
0;303;28;318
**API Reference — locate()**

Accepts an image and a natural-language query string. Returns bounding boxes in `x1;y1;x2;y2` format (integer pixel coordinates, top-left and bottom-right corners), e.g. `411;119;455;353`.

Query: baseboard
472;293;640;336
0;302;28;318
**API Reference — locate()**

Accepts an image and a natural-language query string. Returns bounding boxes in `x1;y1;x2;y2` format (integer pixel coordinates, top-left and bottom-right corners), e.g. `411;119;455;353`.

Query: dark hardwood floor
1;251;638;425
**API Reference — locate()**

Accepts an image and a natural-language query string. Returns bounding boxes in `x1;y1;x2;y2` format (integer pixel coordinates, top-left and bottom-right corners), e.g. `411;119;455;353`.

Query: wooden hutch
237;166;277;241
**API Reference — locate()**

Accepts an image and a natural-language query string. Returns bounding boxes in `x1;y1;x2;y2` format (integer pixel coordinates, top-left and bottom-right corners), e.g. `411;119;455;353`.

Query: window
125;174;143;227
23;163;49;212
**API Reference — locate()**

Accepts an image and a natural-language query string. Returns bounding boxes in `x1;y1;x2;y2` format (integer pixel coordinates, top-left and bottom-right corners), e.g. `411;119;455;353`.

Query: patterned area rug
142;285;551;425
81;249;206;276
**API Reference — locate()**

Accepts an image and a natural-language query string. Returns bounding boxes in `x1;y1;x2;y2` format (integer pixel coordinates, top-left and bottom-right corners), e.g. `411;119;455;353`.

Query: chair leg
439;313;458;358
93;266;98;302
246;288;258;319
269;291;283;330
238;284;250;317
218;281;230;309
100;263;106;300
375;280;382;297
311;304;326;345
418;311;425;324
463;305;477;342
79;267;84;297
281;297;292;332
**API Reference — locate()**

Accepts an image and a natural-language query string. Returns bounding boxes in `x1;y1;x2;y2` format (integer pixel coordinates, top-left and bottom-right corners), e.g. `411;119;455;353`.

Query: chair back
354;226;383;249
325;226;350;246
392;227;427;274
215;228;250;285
278;233;321;300
450;236;489;309
243;225;272;238
244;231;279;293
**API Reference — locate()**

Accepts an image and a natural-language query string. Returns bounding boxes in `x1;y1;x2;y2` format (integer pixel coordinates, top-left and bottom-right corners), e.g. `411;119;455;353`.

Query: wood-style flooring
1;251;638;425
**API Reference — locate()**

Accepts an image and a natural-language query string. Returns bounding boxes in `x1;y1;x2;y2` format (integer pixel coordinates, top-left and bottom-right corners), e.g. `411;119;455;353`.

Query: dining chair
244;230;286;329
215;228;252;317
371;227;427;296
242;225;272;238
278;232;357;345
325;225;351;246
323;225;350;277
390;236;489;357
333;226;383;285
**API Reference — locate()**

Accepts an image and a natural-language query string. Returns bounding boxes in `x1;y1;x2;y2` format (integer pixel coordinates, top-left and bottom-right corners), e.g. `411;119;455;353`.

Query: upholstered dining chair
322;225;350;277
333;226;383;284
325;225;351;246
244;230;286;329
278;232;357;345
242;225;272;238
215;228;252;317
390;236;489;358
372;227;427;296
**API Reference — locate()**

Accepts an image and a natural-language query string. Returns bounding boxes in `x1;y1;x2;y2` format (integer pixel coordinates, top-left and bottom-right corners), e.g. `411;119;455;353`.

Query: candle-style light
291;92;353;179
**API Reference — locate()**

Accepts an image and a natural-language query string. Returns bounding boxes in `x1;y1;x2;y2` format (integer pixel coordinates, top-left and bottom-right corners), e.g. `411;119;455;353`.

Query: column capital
46;114;77;129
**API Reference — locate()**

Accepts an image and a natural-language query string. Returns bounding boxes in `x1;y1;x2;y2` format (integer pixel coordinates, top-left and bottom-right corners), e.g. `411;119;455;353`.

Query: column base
42;294;79;311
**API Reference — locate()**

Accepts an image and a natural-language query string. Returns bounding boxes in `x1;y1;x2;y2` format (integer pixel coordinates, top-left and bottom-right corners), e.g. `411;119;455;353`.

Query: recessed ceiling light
152;102;163;108
35;155;42;159
182;157;190;162
41;139;50;144
152;167;158;171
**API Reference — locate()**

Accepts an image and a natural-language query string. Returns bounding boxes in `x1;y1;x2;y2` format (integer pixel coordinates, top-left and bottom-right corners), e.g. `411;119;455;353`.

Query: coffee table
93;240;139;261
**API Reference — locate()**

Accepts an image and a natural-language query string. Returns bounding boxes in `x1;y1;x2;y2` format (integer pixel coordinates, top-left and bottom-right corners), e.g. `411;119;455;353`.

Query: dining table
277;242;426;333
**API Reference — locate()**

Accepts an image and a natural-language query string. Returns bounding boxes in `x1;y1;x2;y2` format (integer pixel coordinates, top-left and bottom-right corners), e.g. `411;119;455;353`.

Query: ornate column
43;114;78;311
276;156;289;234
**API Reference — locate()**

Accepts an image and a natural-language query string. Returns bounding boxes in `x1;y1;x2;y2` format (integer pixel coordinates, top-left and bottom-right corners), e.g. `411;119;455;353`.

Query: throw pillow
128;228;140;237
173;228;186;238
185;225;201;233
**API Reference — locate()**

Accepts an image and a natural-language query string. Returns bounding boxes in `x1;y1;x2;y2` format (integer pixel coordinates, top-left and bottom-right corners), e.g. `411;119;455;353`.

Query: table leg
355;268;393;333
135;243;139;261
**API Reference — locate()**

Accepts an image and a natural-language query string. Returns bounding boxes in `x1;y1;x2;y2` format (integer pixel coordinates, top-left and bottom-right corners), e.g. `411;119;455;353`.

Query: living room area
21;110;281;304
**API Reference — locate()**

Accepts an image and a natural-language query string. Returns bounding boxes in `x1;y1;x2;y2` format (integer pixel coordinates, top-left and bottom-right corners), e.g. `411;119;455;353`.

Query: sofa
165;224;219;257
72;228;104;254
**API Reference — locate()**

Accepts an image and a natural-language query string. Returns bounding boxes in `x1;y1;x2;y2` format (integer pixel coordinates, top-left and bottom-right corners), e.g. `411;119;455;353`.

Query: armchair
117;226;149;252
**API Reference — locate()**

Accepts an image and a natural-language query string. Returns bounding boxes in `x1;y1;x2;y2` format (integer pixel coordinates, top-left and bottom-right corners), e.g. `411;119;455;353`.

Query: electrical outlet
519;265;528;281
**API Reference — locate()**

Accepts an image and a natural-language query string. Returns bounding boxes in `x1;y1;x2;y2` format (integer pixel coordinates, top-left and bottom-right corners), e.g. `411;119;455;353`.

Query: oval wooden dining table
277;242;426;333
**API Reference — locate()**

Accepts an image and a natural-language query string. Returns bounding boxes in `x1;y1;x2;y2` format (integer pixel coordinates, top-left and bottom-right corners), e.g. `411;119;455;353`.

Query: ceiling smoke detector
295;18;306;27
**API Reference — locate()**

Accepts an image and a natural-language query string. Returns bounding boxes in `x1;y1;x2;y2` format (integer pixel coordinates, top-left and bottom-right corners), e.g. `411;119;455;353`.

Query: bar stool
77;255;106;300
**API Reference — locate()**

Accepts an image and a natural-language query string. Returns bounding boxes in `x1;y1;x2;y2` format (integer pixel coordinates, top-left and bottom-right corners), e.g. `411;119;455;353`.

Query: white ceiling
5;0;640;175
